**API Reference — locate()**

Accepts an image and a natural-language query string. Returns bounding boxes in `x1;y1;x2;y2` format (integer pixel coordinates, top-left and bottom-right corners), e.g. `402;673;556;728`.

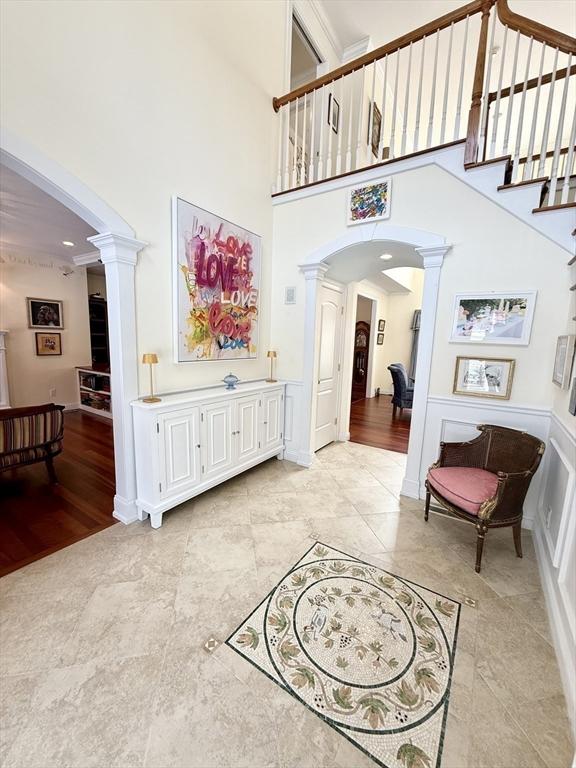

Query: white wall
271;163;570;411
355;294;372;323
0;252;91;407
87;271;107;300
0;0;286;396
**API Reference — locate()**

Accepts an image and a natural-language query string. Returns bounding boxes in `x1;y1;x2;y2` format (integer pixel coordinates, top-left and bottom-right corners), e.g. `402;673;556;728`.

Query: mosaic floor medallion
227;542;461;768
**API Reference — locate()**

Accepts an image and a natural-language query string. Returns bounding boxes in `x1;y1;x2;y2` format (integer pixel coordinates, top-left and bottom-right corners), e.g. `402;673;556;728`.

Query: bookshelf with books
77;368;112;419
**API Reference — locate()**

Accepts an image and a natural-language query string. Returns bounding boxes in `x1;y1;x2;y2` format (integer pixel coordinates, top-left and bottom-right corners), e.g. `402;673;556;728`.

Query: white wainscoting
534;412;576;734
422;396;552;528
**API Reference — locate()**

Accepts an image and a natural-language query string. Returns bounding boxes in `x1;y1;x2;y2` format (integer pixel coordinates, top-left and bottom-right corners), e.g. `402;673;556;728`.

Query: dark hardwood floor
349;395;410;453
0;410;116;577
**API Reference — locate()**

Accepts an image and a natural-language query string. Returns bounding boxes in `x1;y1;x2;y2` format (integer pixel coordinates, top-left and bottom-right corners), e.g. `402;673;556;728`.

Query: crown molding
307;0;343;61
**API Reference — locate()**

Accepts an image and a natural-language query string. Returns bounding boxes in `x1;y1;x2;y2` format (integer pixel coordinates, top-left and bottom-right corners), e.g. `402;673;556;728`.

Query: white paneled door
202;401;234;480
234;395;260;464
261;389;284;451
315;282;344;451
158;407;201;497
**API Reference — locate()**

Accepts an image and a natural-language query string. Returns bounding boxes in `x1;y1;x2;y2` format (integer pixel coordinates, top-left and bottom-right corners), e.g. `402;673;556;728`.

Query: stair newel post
464;0;496;165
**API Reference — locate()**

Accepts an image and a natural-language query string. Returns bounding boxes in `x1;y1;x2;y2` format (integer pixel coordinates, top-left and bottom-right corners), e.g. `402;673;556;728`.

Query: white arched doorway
1;129;146;524
299;222;451;501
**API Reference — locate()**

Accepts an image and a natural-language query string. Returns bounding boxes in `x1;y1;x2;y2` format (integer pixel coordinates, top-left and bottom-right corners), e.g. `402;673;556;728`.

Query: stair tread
464;155;512;170
498;177;548;191
532;202;576;213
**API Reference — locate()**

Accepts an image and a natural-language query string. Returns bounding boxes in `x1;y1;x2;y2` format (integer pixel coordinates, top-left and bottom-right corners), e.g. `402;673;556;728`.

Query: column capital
300;262;329;281
88;232;148;266
415;244;452;268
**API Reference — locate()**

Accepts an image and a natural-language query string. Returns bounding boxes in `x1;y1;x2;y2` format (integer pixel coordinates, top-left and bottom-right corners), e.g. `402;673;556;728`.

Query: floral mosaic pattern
227;543;460;768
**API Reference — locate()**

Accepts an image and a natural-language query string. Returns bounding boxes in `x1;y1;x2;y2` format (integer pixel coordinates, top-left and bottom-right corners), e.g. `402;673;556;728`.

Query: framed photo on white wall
449;291;536;345
453;356;515;399
552;335;575;388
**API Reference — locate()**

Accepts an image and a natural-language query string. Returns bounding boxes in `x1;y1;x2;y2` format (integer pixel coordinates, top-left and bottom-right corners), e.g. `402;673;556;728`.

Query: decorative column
299;262;329;467
402;245;452;500
88;232;147;524
0;330;10;408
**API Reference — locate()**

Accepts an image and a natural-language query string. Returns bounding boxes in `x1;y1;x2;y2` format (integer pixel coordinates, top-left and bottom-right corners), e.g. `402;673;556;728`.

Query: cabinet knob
263;421;268;424
196;444;201;449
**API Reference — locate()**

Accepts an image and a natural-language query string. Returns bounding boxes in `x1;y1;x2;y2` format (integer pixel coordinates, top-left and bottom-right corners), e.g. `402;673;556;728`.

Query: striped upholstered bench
0;403;65;483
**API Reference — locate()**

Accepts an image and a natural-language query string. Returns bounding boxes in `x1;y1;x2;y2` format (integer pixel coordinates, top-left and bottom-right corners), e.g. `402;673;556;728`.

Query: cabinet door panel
158;407;201;497
261;390;283;451
235;395;260;464
202;402;233;480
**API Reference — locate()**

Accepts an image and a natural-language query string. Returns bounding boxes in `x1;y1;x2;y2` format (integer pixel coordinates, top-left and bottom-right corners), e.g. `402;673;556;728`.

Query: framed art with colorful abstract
172;197;261;362
347;179;391;225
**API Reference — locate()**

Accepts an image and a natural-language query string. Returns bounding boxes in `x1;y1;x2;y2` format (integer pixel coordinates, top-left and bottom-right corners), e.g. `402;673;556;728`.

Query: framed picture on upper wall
35;332;62;356
552;334;575;388
453;356;515;400
368;101;382;157
449;291;536;345
172;196;261;362
327;94;340;134
378;319;385;332
27;298;64;329
347;178;391;226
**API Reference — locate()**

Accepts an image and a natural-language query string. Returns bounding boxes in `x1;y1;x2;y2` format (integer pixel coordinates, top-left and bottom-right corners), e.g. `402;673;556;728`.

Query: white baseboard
284;448;300;464
63;402;80;411
112;494;139;525
401;477;420;499
297;450;315;467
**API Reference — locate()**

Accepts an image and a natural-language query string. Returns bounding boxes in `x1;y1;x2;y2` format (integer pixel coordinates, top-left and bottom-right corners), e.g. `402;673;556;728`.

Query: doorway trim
299;222;451;499
1;129;146;524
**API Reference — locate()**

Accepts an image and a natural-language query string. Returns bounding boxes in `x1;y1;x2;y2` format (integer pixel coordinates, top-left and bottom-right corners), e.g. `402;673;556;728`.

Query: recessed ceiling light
62;240;75;247
380;253;393;261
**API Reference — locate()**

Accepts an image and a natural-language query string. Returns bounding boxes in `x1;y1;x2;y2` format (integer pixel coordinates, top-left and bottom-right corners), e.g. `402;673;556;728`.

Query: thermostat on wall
285;286;296;304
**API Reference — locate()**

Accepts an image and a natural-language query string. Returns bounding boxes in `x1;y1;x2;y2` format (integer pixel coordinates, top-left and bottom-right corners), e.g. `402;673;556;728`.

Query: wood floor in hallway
0;410;116;577
349;395;411;453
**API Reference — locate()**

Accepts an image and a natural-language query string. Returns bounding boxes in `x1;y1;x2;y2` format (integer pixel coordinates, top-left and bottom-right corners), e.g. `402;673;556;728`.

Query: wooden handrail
273;0;485;111
487;65;576;103
496;0;576;56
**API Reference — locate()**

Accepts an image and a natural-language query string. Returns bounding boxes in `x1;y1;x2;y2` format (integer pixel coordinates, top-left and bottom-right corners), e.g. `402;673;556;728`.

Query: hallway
349;395;410;454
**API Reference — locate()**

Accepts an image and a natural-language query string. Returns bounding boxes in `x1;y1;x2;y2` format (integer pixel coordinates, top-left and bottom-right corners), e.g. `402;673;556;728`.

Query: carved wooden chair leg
475;522;488;573
392;404;397;419
45;454;58;484
513;522;523;558
424;489;431;522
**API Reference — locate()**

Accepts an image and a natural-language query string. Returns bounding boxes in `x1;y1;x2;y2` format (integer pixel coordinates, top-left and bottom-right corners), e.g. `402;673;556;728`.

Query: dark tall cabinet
88;297;110;368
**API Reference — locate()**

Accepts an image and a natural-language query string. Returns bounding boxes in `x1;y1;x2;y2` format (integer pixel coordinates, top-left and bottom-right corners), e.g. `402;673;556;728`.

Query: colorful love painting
173;197;260;362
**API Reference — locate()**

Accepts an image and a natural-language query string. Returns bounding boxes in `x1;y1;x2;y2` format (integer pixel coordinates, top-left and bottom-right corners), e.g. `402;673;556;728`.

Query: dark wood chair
424;424;545;573
0;403;65;484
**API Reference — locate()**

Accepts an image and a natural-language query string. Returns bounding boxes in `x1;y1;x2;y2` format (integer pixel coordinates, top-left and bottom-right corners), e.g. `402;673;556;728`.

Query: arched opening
299;223;451;502
0;131;145;534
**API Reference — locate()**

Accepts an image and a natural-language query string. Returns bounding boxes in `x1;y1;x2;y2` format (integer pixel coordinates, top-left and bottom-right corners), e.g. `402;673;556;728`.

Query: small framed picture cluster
449;291;538;401
27;297;63;356
377;319;385;345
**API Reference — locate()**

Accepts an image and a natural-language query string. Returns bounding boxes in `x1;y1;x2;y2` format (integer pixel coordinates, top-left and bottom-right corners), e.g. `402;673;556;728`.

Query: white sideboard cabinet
131;381;285;528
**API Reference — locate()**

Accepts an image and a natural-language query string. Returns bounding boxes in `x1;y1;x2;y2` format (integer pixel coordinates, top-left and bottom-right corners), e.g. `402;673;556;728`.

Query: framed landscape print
450;291;536;345
35;332;62;356
347;179;391;225
172;197;261;362
453;356;515;399
327;93;340;134
368;101;382;156
552;335;575;388
27;298;64;329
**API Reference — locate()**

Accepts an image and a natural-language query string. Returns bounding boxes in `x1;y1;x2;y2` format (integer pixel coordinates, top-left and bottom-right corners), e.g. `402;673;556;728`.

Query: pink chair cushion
427;466;499;516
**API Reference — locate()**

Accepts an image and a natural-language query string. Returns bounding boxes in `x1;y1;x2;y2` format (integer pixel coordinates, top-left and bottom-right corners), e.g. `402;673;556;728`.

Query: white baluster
537;47;559;177
275;107;283;192
511;37;533;183
318;85;326;181
301;92;308;187
283;102;291;191
440;23;454;145
401;42;413;156
561;94;576;204
427;29;440;149
378;55;389;161
548;53;573;205
490;25;509;159
368;61;377;165
346;73;354;172
356;66;366;170
390;50;400;157
414;37;426;151
502;29;521;155
308;89;317;183
523;42;546;180
454;17;469;141
291;96;300;189
477;11;495;156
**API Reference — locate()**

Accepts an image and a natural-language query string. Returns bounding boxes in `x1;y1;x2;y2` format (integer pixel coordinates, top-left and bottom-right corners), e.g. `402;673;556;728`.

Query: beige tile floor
0;441;573;768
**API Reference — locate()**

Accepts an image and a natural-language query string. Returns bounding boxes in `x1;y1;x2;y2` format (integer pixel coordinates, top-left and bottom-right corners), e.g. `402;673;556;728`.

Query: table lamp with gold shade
266;350;277;383
142;353;161;403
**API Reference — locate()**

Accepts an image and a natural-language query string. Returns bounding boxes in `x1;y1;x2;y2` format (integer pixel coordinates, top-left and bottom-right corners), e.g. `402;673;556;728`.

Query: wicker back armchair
424;424;545;572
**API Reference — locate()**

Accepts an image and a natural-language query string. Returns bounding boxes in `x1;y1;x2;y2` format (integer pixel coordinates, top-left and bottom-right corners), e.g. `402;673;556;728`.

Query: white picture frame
449;291;537;345
552;334;576;388
346;178;391;226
